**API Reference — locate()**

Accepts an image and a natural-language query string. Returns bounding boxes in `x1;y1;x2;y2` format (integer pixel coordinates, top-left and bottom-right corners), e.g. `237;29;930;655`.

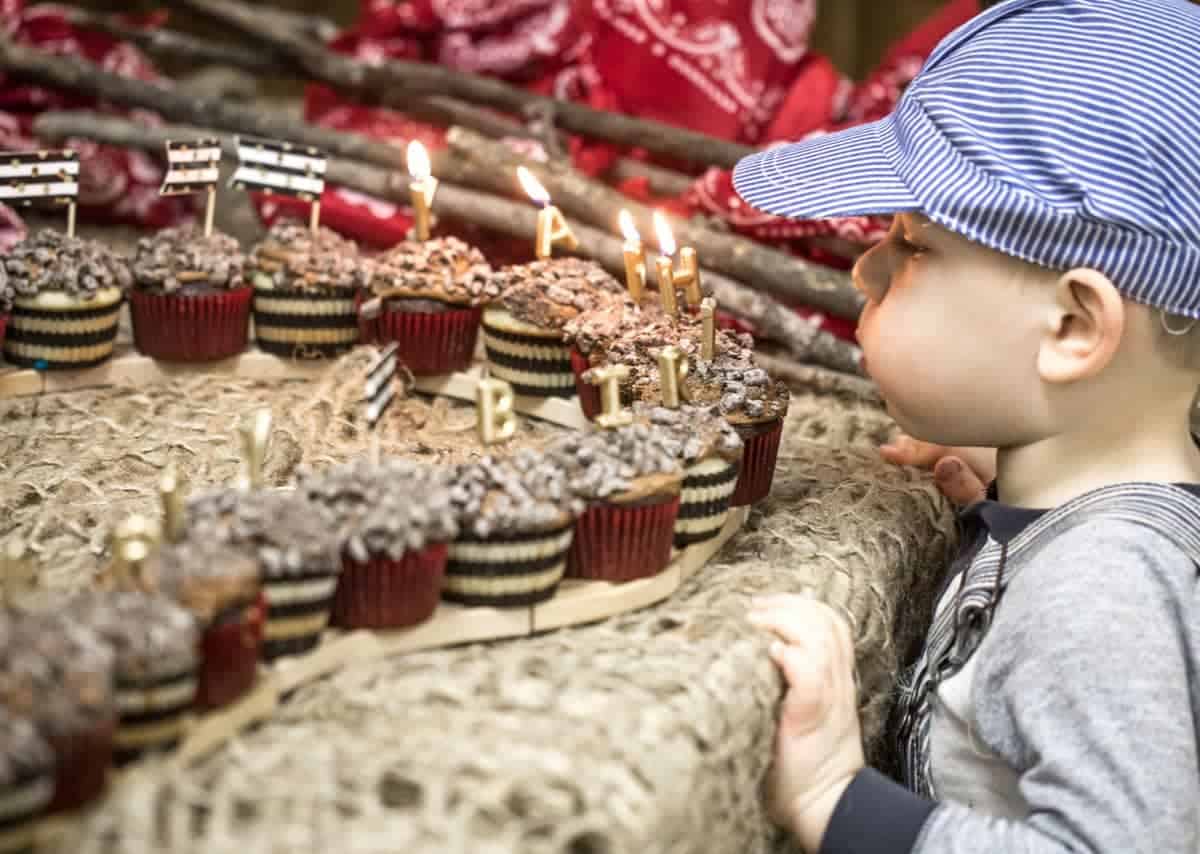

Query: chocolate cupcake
300;459;459;629
66;592;198;765
2;230;130;370
0;615;116;814
187;490;341;660
363;237;496;375
0;709;54;854
444;450;580;607
546;424;683;583
145;538;264;710
129;226;251;363
630;402;743;548
246;220;371;359
649;336;791;506
482;258;626;398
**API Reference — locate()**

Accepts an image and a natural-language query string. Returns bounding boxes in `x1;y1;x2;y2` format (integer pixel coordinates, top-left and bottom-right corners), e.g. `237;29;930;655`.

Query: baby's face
852;213;1051;448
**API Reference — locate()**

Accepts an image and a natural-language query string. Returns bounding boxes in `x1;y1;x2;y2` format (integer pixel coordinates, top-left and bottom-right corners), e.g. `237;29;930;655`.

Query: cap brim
732;115;920;221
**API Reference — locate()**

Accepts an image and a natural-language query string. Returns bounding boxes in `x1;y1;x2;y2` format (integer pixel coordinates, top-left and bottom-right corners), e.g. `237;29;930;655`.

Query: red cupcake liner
570;347;602;420
566;493;680;582
129;287;253;363
332;542;448;630
194;593;265;711
46;716;116;814
373;305;482;376
730;419;784;506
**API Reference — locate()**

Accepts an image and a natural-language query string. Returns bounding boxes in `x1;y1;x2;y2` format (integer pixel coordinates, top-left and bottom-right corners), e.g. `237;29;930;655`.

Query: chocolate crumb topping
544;424;683;502
132;226;245;294
67;592;198;682
187;489;341;579
449;450;580;538
629;401;744;464
246;219;371;293
487;258;627;331
0;616;115;736
143;537;261;626
4;229;132;301
662;338;791;423
370;236;496;306
0;708;53;789
299;459;459;561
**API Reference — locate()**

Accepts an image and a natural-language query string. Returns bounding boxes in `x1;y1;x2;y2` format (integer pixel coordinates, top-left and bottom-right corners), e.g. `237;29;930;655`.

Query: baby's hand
748;595;864;852
879;434;995;506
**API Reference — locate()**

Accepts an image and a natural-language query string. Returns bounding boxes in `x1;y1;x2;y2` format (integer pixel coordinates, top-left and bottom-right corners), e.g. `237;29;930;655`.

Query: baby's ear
1036;268;1124;383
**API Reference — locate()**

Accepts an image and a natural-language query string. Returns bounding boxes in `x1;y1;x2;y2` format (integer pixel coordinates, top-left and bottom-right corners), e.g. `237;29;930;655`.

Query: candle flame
618;209;641;244
653;210;676;257
407;140;431;181
517;166;550;206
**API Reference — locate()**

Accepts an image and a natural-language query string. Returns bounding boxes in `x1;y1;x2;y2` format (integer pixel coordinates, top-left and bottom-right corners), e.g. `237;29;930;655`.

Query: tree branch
175;0;757;170
439;127;863;320
32;110;863;376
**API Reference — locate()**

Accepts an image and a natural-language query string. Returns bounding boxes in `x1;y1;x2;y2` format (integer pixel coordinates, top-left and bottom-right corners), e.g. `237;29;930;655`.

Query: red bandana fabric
0;0;194;247
5;0;983;341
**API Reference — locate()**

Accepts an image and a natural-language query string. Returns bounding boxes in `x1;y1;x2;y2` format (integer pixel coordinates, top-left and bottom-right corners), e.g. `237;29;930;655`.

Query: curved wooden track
0;350;748;772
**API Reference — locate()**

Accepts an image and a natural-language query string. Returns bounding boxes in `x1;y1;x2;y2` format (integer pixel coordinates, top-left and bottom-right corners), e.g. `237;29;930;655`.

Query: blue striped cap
733;0;1200;317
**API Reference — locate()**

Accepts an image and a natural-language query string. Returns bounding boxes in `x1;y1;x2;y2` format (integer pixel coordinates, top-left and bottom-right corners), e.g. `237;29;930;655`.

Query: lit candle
653;212;680;317
477;377;517;445
590;364;633;429
657;346;690;409
617;209;646;301
701;297;718;361
653;212;702;311
518;166;579;259
407;140;438;242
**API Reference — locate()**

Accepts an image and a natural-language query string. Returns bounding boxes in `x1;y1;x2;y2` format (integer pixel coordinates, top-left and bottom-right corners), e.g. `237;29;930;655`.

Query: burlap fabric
1;353;958;854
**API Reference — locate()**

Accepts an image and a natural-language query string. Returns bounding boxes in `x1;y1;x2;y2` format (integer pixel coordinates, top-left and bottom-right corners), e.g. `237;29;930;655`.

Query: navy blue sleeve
818;768;937;854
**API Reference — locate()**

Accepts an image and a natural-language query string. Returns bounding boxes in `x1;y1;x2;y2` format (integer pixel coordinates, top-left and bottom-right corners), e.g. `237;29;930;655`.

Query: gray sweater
820;481;1200;854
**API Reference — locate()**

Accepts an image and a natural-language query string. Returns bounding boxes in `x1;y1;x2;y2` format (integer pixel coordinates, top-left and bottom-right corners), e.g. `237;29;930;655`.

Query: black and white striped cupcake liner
481;320;576;398
444;523;574;607
112;669;198;766
0;770;53;854
674;457;740;549
2;293;122;370
252;287;360;359
260;572;338;660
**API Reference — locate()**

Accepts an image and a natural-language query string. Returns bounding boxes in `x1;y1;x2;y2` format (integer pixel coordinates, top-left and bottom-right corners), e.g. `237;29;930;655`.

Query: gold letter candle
518;166;579;259
657;346;690;408
237;409;273;490
701;297;718;361
407;140;438;242
477;377;517;445
159;463;187;544
590;364;633;429
653;211;701;311
618;209;647;301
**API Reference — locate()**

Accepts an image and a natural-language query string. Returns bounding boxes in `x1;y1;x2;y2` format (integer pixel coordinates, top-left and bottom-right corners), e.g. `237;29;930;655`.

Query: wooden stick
440;127;863;320
31;108;853;318
177;0;757;170
752;351;882;406
64;10;696;198
31;111;864;374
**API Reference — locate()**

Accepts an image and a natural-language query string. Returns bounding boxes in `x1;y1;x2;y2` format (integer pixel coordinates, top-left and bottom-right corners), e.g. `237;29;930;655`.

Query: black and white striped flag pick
365;342;400;431
230;136;326;201
1;149;80;236
160;138;221;196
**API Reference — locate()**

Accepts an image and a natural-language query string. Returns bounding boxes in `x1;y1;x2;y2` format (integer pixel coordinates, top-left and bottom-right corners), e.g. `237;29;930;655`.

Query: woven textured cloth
15;365;959;854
